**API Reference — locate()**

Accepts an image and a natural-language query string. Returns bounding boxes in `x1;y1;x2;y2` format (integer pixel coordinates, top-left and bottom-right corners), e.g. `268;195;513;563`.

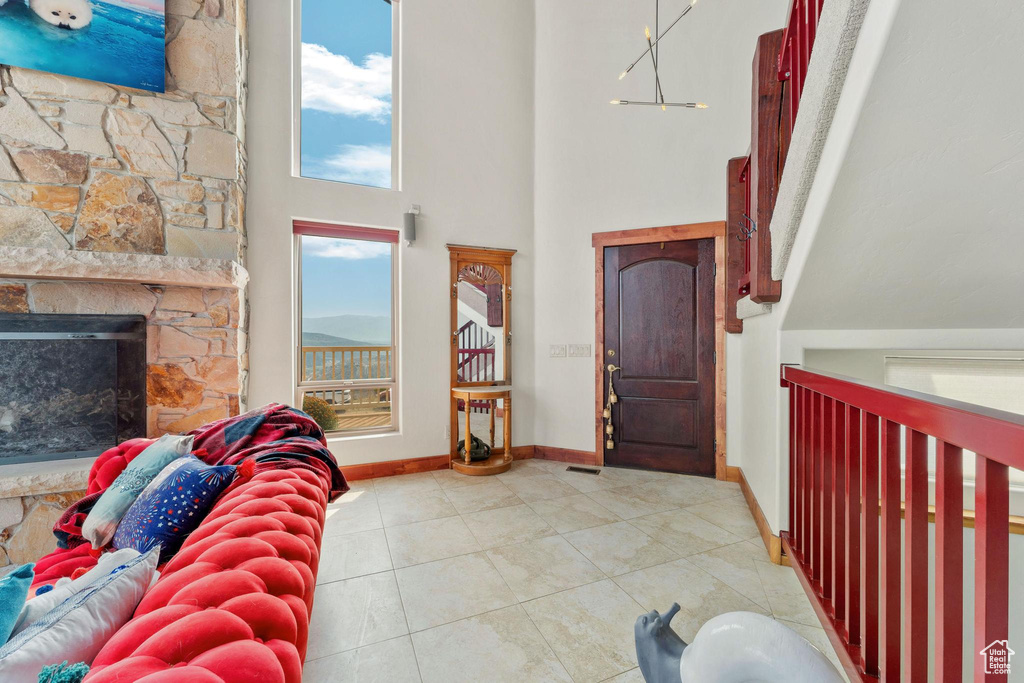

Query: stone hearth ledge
0;246;249;290
0;456;96;499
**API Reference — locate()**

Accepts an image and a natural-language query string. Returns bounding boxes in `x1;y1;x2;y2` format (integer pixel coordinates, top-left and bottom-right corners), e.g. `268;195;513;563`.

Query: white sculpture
635;606;844;683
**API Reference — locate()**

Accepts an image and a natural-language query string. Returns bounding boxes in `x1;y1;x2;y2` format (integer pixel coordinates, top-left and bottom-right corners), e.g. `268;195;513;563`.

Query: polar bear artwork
0;0;93;29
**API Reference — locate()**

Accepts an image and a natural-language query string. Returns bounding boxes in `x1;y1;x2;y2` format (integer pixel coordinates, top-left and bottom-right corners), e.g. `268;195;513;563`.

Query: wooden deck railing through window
299;346;393;423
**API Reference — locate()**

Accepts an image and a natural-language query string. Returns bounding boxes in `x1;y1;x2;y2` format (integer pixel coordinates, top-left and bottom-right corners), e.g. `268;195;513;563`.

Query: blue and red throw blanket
50;404;347;556
188;403;347;500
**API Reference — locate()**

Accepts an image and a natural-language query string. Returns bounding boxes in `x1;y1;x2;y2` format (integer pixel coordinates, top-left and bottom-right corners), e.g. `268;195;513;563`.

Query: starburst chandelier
611;0;708;110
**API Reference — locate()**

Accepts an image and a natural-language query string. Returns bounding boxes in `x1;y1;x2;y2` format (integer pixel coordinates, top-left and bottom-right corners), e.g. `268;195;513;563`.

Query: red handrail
781;364;1020;682
778;0;825;136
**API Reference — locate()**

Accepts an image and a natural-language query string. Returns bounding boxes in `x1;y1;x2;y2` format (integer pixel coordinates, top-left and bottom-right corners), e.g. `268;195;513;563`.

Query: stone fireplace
0;313;147;465
0;0;249;570
0;246;248;569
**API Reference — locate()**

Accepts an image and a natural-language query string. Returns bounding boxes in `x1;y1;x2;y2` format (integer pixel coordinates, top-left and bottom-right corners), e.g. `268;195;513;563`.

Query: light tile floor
305;460;846;682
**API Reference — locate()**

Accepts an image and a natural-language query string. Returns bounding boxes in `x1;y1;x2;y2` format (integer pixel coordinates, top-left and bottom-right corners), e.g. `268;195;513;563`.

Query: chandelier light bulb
696;102;708;109
610;99;623;105
619;71;628;80
645;26;651;40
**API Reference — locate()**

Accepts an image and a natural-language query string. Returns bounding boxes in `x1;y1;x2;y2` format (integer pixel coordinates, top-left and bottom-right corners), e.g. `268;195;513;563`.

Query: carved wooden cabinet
447;245;515;475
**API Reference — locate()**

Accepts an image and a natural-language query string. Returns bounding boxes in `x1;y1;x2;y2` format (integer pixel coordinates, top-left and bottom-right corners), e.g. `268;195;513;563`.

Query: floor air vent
565;466;600;475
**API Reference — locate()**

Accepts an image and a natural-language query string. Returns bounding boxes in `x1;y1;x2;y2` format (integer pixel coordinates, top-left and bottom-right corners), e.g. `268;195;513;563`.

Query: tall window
299;0;396;188
295;222;397;435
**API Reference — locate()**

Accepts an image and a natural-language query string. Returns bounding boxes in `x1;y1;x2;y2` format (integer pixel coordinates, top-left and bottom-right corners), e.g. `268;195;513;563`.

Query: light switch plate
550;344;567;358
568;344;591;357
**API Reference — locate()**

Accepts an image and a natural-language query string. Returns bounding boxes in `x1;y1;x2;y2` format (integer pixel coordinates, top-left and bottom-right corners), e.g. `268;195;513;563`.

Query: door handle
604;365;621;450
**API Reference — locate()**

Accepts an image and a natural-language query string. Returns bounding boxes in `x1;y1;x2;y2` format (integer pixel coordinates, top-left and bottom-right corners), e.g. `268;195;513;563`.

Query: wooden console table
450;386;512;476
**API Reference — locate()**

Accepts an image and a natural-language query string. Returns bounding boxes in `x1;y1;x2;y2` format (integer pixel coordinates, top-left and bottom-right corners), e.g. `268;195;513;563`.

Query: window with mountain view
299;0;396;189
296;226;396;434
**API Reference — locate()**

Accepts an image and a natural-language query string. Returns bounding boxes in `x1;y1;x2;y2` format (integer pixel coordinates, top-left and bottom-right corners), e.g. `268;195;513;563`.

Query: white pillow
10;548;151;638
0;547;158;683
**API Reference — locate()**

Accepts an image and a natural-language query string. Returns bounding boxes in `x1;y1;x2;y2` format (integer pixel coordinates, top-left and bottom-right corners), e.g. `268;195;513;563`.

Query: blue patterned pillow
83;434;194;549
112;456;235;563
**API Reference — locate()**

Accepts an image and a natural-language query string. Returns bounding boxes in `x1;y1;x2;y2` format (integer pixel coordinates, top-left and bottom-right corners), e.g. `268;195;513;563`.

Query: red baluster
789;387;797;537
880;420;901;681
800;388;808;548
844;405;861;647
832;400;847;624
798;387;806;557
801;0;808;98
935;440;963;682
821;396;834;601
807;0;818;52
811;391;821;584
861;412;880;676
791;7;803;122
904;429;928;682
975;455;1010;683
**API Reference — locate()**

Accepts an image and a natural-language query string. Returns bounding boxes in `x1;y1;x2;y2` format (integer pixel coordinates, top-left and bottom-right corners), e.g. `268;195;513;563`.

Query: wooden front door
603;239;715;476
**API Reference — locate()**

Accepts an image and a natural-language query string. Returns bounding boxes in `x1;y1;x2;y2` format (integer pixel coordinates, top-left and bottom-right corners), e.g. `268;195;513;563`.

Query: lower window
295;222;397;435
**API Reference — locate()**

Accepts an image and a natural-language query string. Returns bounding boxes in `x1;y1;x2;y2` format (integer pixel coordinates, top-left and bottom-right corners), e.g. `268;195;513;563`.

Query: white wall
246;0;790;465
245;0;536;465
532;0;789;452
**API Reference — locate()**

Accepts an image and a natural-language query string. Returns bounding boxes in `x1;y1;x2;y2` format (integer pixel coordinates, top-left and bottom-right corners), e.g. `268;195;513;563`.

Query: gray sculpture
635;608;845;682
635;603;686;683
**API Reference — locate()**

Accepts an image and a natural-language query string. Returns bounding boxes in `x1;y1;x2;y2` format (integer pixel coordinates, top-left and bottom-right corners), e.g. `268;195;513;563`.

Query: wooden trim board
341;454;450;482
780;535;866;683
729;465;788;566
340;446;596;482
593;222;728;479
534;446;600;466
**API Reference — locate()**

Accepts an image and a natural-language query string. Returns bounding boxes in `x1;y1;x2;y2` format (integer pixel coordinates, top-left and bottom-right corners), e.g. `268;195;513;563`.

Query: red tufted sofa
84;467;328;682
25;405;343;683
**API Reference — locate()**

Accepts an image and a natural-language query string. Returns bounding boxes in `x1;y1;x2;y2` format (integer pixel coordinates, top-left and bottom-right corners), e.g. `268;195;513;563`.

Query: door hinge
714;438;717;453
713;262;717;278
713;350;717;365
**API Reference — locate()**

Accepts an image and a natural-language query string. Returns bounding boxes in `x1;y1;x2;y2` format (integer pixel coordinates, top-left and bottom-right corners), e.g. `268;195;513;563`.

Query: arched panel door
603;239;715;476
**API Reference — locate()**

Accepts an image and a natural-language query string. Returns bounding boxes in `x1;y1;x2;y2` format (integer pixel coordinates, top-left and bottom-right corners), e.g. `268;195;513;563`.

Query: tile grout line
315;464;749;676
376;501;416;652
470;548;580;680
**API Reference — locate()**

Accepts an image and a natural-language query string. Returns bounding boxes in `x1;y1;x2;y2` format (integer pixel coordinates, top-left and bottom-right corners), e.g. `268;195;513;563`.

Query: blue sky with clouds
299;2;394;337
301;236;392;329
300;0;393;188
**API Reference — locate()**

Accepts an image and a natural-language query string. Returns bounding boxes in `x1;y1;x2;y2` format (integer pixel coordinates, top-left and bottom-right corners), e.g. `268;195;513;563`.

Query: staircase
733;1;1024;680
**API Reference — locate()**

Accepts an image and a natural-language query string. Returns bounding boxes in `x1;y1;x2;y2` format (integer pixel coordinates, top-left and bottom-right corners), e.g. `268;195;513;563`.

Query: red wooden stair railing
726;0;826;330
456;320;496;413
781;364;1021;682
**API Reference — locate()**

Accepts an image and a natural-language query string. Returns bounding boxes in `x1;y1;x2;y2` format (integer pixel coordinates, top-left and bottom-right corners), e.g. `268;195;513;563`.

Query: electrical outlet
550;344;567;358
568;344;591;357
444;425;450;440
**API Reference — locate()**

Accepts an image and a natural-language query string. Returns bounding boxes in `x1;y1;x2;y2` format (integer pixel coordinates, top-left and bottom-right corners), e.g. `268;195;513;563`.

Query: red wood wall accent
725;157;747;334
748;29;784;303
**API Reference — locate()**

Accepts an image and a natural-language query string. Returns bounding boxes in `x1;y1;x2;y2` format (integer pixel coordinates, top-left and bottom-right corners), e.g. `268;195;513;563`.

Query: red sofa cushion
84;468;329;683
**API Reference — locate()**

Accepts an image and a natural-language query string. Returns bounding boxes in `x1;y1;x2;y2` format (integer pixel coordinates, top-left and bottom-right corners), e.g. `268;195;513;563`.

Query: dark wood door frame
592;222;728;480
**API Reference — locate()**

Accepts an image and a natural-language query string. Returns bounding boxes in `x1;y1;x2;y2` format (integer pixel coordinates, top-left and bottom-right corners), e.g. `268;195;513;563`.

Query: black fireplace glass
0;313;146;465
